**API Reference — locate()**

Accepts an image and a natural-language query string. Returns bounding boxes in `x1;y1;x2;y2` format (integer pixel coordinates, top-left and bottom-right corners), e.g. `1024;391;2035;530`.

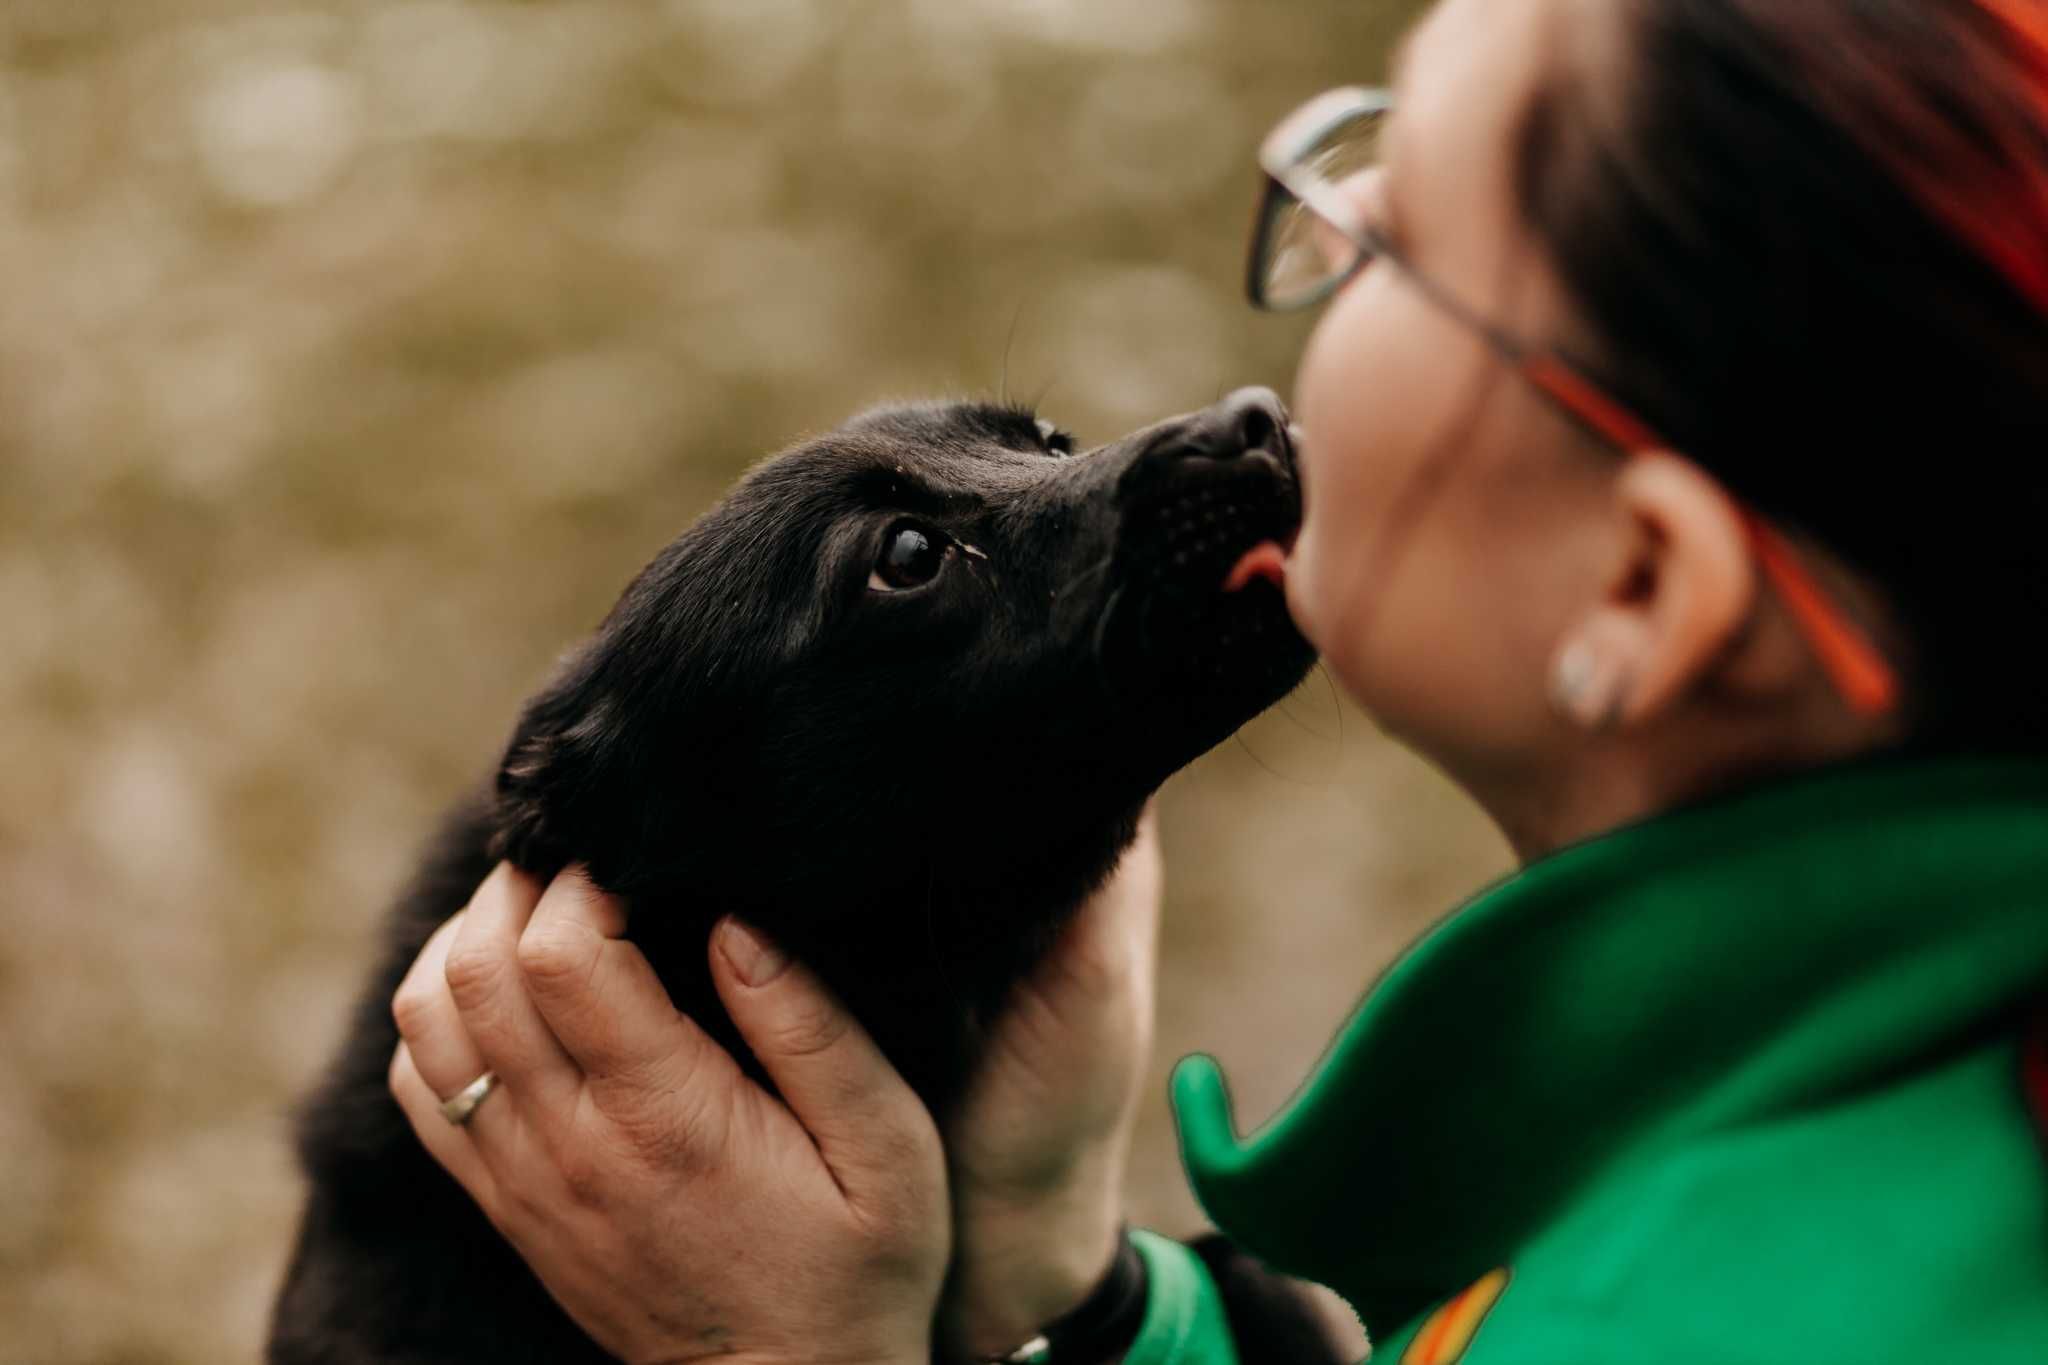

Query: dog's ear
490;643;623;877
489;630;721;896
487;513;754;893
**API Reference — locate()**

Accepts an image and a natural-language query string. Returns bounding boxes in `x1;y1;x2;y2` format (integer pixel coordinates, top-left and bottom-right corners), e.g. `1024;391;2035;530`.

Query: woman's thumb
1039;808;1163;1010
709;918;941;1204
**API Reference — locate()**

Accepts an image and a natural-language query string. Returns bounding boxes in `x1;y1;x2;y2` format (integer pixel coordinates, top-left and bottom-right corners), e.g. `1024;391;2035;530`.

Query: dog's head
491;388;1313;1067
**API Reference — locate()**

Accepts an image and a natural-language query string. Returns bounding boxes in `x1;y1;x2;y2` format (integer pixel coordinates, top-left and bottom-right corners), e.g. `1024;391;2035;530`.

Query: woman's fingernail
719;917;789;986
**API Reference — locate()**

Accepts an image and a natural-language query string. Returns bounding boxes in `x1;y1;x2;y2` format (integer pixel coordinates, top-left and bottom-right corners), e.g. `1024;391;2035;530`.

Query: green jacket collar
1171;754;2048;1334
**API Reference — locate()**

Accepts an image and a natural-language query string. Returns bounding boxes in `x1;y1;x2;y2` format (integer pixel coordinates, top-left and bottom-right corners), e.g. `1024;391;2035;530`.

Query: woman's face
1282;0;1617;791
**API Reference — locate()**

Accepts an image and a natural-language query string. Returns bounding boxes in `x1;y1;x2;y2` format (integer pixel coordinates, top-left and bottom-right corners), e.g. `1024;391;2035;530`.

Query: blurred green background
0;1;1510;1359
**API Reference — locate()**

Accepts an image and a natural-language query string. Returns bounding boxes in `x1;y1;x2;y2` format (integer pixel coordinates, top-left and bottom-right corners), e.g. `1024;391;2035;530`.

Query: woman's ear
1548;451;1757;729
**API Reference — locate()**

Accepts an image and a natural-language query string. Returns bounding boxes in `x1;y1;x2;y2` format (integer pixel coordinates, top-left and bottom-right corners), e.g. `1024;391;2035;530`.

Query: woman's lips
1222;539;1290;594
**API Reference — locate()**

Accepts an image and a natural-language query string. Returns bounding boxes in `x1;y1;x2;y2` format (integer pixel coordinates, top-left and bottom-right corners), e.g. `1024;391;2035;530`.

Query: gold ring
438;1071;499;1127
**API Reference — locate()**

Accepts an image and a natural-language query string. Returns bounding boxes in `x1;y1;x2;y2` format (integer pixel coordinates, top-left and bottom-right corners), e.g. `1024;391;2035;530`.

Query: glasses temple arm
1519;355;1901;717
1739;515;1901;716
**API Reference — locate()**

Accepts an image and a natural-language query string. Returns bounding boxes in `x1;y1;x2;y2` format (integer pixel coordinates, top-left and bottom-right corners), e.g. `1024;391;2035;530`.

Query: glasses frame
1247;86;1899;717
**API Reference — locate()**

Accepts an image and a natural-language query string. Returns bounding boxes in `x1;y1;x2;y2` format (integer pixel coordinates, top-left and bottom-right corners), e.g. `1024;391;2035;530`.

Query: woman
382;0;2048;1359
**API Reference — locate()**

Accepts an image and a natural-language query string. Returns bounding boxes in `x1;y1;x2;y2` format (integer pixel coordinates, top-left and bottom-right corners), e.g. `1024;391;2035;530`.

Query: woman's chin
1279;553;1323;656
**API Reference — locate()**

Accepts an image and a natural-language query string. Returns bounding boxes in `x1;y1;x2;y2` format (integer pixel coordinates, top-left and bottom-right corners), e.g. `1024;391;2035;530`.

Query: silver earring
1550;641;1629;730
1550;641;1597;713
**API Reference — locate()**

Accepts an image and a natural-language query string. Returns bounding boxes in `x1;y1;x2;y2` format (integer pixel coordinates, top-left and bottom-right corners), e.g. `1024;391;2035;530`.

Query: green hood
1171;754;2048;1337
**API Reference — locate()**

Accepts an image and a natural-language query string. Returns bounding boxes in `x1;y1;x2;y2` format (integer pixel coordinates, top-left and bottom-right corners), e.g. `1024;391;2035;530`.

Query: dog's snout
1149;386;1292;466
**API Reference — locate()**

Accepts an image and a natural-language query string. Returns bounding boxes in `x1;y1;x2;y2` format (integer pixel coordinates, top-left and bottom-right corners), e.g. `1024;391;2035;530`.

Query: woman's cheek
1284;268;1455;707
1287;388;1388;663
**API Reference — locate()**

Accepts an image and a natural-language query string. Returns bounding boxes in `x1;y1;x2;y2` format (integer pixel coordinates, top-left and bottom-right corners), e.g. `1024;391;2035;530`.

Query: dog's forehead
794;401;1062;500
840;399;1047;449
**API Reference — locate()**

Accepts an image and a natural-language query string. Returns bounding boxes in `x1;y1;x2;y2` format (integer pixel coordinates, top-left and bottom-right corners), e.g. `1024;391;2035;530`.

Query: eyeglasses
1248;86;1900;718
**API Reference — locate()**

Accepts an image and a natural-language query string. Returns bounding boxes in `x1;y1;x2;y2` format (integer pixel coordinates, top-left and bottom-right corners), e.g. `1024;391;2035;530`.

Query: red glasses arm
1519;355;1902;717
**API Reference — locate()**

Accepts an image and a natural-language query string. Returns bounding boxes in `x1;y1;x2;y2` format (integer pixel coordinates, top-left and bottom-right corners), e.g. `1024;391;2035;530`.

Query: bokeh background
0;1;1513;1359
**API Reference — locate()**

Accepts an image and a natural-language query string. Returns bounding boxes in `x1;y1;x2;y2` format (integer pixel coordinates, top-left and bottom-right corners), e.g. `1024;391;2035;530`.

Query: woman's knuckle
773;1000;849;1058
618;1110;699;1178
442;941;505;1007
857;1197;932;1264
515;924;587;990
606;1071;720;1170
555;1146;610;1207
557;1124;659;1208
505;1172;558;1221
390;983;437;1039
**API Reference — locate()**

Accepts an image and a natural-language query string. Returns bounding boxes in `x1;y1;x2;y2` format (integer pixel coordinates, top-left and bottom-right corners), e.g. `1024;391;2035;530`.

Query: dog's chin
1099;459;1315;739
1137;557;1314;713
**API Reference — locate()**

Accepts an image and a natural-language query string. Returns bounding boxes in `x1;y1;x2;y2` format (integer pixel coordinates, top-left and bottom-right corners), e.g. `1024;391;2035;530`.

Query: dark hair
1517;0;2048;748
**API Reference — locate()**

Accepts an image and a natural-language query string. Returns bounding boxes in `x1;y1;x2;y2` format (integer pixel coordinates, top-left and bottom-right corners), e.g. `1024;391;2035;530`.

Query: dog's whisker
1060;553;1114;595
1027;372;1063;413
1270;677;1343;743
1231;728;1290;782
1049;555;1117;636
1318;660;1346;761
999;299;1028;408
1090;585;1127;694
1232;724;1340;789
1271;692;1334;742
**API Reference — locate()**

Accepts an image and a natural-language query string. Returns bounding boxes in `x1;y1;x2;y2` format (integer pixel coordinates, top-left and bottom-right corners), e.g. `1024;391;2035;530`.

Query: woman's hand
387;864;949;1365
938;808;1164;1359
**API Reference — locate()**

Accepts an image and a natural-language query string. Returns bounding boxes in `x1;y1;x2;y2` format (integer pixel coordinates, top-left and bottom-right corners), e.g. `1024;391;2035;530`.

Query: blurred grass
0;1;1508;1359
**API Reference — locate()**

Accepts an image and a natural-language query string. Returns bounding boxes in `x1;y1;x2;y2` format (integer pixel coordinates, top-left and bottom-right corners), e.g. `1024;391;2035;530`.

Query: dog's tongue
1222;541;1289;594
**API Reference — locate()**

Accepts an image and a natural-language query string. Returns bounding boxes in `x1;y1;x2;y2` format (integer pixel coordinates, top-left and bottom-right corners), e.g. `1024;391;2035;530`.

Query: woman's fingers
445;862;582;1123
388;1040;500;1215
410;860;935;1224
391;910;487;1100
390;881;539;1169
1050;805;1163;1006
709;917;944;1227
390;865;951;1364
517;869;741;1137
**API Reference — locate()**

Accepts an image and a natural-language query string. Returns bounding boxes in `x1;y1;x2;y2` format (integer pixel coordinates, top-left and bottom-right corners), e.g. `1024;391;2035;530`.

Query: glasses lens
1254;107;1387;310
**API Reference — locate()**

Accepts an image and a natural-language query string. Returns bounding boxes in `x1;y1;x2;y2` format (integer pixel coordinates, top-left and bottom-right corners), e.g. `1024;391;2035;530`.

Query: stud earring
1549;639;1631;730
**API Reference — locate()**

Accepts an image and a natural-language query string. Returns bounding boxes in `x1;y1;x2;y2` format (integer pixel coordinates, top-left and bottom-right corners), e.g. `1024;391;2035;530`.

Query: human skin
389;817;1160;1364
388;0;1912;1359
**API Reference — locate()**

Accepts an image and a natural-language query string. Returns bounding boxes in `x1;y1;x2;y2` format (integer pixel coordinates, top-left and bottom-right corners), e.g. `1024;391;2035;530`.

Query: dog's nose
1218;386;1288;458
1169;386;1292;463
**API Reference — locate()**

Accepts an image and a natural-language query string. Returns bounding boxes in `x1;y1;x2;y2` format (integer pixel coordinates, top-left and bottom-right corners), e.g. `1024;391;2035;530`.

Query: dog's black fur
269;390;1343;1363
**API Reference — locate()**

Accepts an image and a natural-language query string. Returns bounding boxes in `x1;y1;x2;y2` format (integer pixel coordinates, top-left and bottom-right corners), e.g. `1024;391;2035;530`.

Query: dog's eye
869;522;948;592
1035;418;1075;456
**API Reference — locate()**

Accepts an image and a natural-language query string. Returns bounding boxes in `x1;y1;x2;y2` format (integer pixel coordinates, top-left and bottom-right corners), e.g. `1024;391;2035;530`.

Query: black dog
269;389;1343;1363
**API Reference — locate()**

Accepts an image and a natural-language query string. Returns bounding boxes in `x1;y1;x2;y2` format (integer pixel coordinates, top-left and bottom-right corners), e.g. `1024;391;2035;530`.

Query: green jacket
1122;755;2048;1363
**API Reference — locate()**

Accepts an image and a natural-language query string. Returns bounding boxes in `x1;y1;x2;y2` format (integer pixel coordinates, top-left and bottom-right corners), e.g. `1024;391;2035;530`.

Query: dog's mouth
1221;530;1296;596
1220;425;1306;595
1100;410;1311;700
